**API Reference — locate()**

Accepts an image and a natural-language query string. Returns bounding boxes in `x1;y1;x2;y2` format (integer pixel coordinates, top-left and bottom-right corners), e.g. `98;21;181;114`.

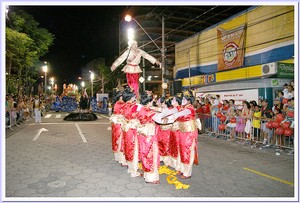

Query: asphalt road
4;112;296;201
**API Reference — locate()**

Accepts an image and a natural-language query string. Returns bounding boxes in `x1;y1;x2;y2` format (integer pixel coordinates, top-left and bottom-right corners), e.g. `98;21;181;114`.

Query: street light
90;71;94;98
125;14;166;96
50;77;54;92
42;62;48;95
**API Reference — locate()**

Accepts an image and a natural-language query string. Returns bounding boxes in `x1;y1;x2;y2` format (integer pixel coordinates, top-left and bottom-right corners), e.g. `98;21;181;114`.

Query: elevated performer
111;40;161;98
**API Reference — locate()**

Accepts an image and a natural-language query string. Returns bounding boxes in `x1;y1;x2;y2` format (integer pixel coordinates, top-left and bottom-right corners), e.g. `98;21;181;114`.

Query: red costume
111;100;125;154
136;106;160;182
177;104;199;178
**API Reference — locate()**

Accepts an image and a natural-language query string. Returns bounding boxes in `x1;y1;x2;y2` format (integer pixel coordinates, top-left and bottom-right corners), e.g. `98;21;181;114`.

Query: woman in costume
157;98;173;166
122;87;141;177
136;91;160;184
110;88;126;165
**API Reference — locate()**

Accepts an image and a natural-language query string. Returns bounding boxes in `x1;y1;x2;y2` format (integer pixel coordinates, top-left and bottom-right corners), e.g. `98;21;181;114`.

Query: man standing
111;40;161;97
33;95;42;124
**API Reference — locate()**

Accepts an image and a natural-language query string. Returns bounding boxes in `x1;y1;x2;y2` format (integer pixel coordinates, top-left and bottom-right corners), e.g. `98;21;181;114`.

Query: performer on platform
110;88;126;166
110;40;161;97
136;91;160;184
121;87;141;177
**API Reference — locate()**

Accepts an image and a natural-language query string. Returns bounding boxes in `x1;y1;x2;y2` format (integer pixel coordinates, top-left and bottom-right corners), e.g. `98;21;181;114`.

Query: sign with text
217;24;246;71
277;62;294;79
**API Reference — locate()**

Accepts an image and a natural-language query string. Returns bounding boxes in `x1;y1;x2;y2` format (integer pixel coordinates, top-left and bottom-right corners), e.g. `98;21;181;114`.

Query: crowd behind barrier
5;93;110;131
195;81;294;154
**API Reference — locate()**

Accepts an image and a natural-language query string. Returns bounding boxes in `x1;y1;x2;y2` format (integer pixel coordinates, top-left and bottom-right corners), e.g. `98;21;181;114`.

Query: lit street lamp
42;62;48;95
125;14;166;96
50;77;54;92
89;71;94;98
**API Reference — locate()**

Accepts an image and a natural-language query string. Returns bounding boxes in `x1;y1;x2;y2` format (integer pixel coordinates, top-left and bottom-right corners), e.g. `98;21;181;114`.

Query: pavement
3;112;296;201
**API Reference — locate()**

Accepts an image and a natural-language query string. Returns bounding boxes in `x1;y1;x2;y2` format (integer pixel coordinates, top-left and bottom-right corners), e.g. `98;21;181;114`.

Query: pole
161;16;165;97
44;72;47;95
142;56;145;91
91;81;93;98
188;48;191;89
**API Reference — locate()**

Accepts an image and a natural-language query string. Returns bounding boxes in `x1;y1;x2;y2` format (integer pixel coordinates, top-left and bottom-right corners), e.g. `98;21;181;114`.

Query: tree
6;10;54;95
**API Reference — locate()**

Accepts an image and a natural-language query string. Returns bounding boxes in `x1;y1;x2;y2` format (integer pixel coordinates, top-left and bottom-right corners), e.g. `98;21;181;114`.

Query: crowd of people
193;81;294;154
110;87;201;184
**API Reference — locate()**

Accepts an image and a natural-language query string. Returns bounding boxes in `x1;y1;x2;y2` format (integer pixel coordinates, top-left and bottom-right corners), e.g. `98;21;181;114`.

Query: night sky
10;6;127;85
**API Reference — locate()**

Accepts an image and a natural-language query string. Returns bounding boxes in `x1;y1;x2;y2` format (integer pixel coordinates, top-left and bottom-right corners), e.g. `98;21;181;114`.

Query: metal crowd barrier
200;114;294;150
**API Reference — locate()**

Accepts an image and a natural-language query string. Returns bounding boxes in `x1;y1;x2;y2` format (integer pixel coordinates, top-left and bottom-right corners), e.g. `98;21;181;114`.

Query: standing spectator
242;101;252;139
235;109;245;141
33;95;42;124
202;97;211;132
252;105;261;143
277;91;284;104
261;99;273;147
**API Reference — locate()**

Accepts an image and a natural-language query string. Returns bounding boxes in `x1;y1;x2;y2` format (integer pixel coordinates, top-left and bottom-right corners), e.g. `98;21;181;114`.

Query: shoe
180;175;191;179
263;144;270;148
146;180;160;184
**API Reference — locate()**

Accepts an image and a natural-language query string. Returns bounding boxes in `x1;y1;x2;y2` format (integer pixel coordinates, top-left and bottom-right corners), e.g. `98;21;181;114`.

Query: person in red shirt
202;97;211;132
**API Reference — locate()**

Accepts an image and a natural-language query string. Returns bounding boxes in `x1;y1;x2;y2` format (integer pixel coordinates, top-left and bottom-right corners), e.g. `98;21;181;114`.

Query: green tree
6;10;54;95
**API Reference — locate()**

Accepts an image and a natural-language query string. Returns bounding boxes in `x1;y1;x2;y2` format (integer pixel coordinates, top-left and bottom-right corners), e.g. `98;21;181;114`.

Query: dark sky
11;6;126;85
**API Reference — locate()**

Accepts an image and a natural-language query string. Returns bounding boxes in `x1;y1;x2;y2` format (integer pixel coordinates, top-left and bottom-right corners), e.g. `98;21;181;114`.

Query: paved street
4;112;295;200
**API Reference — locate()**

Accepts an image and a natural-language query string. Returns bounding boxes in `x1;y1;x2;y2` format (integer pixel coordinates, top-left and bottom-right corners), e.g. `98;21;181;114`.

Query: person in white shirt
111;40;161;98
33;95;42;123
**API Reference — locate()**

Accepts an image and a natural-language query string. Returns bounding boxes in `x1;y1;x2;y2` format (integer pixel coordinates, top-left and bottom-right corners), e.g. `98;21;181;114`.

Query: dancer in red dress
121;87;141;177
110;88;126;165
136;91;160;184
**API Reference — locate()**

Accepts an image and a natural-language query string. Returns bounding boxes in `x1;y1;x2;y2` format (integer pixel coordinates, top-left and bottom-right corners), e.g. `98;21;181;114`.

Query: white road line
33;128;48;141
55;114;61;118
99;114;110;119
44;114;52;118
75;123;87;143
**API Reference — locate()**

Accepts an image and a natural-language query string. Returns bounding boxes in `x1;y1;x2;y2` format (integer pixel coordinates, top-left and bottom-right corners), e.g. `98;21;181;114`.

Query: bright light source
42;65;48;73
125;15;132;22
90;72;94;81
81;81;85;87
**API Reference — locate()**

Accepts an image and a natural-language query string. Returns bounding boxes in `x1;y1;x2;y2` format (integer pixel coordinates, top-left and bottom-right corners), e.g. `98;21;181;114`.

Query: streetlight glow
125;15;132;22
127;28;135;46
42;64;48;94
89;71;94;98
81;81;85;88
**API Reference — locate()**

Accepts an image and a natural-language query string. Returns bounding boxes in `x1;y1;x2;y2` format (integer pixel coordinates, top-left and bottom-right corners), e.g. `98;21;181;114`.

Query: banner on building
217;24;246;71
277;62;294;79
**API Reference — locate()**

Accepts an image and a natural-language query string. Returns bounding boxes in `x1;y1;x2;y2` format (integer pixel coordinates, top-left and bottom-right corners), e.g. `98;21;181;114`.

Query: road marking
44;114;52;118
75;123;87;143
55;114;61;118
33;128;48;141
243;167;294;186
99;115;110;119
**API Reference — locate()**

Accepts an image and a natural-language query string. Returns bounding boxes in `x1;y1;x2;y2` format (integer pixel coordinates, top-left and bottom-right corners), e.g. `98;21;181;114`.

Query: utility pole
161;16;166;97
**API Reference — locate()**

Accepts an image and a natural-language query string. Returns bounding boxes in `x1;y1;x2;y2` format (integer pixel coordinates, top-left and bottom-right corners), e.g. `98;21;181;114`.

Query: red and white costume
122;101;140;177
177;104;199;178
111;41;158;97
136;106;160;183
110;100;126;165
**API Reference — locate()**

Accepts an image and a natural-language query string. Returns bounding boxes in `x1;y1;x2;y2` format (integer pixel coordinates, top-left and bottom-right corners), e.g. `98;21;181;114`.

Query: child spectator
252;105;261;142
235;109;245;141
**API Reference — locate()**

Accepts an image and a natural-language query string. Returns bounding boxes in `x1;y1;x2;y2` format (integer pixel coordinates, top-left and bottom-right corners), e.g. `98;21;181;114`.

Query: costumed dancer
109;88;126;165
121;87;141;177
176;92;199;179
136;91;160;184
110;40;161;97
156;98;173;166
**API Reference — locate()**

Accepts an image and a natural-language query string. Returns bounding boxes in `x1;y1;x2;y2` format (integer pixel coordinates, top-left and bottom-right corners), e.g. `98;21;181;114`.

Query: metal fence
201;114;294;150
